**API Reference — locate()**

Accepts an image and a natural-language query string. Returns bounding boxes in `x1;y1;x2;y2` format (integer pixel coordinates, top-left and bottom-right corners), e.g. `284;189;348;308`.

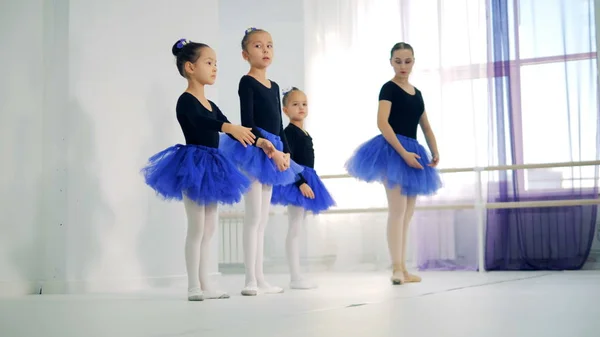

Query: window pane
439;0;488;68
520;59;598;189
405;0;488;68
518;0;596;59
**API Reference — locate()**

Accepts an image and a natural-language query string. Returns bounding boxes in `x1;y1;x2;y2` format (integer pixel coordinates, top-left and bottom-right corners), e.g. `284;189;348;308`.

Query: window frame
417;0;598;191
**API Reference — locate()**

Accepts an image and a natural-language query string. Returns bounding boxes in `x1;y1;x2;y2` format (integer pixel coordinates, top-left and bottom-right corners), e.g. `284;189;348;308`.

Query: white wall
63;0;222;293
0;0;304;296
1;0;221;295
0;0;46;296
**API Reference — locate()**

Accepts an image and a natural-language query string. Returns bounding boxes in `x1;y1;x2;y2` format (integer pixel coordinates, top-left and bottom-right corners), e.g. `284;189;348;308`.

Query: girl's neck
186;81;206;99
393;76;410;86
248;67;268;81
290;119;304;130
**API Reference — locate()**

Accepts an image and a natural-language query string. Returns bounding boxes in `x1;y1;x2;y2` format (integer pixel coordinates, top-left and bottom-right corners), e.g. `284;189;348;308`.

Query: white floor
1;271;599;337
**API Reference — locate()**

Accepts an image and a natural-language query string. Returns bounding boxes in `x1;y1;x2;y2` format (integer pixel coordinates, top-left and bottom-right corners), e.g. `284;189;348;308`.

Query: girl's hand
272;151;289;171
428;153;439;168
400;151;424;169
223;124;256;147
283;153;291;166
257;138;276;158
299;183;315;199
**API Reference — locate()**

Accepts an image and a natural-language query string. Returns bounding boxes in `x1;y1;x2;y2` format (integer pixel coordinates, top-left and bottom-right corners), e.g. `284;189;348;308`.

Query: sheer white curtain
303;0;489;270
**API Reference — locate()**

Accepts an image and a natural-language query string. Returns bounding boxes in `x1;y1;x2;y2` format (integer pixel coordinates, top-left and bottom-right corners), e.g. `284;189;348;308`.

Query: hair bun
171;38;190;56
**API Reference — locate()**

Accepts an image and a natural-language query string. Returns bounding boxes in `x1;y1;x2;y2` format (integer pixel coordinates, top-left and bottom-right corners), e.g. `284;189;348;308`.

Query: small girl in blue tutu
220;27;303;296
271;87;336;290
345;42;442;285
141;39;257;301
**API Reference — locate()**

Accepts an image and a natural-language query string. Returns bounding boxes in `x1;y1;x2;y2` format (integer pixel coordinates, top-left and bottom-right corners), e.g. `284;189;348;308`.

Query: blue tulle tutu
141;144;251;205
271;167;336;214
219;128;304;186
345;134;442;196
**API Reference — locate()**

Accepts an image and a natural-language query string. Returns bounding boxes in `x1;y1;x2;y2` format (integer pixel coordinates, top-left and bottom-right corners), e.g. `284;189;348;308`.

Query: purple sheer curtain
485;0;599;270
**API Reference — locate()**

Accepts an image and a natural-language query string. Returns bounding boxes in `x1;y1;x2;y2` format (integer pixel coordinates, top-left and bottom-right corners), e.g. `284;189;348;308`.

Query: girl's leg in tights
401;196;421;282
199;204;230;298
286;206;317;289
255;183;281;292
242;180;283;295
242;180;261;295
183;195;206;301
384;185;407;284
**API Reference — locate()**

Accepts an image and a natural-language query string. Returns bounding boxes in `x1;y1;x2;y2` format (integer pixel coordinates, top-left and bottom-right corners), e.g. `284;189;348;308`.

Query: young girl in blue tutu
345;42;442;285
271;87;335;290
141;39;256;301
220;28;303;296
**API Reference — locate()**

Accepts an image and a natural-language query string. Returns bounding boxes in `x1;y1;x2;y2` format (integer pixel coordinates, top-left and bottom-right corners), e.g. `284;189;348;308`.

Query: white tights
243;180;273;287
286;206;305;281
183;195;218;291
385;186;417;269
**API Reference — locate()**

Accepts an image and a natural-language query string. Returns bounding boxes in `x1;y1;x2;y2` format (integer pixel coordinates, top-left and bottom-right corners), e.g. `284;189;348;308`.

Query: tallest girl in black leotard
346;42;442;285
220;27;303;296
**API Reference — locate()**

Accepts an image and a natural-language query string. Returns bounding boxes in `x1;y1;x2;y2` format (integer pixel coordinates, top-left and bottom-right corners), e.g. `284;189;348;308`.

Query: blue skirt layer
219;128;303;186
345;134;442;196
141;144;250;205
271;166;336;214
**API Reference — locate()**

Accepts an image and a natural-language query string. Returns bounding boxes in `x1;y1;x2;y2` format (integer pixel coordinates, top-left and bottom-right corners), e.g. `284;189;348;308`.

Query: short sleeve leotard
378;81;425;139
238;75;291;153
176;92;234;148
344;81;441;197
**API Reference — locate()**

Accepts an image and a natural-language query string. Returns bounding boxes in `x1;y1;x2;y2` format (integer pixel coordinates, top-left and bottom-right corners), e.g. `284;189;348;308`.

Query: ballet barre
218;159;600;273
318;159;600;179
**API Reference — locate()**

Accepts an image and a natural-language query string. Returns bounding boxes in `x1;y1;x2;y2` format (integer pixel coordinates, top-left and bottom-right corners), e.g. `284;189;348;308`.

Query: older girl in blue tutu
271;87;336;290
220;27;303;296
345;42;442;285
141;39;256;301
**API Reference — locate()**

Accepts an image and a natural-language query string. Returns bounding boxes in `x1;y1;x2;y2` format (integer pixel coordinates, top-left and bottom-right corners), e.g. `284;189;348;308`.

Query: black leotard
238;75;290;153
284;123;314;187
378;81;425;139
176;92;234;148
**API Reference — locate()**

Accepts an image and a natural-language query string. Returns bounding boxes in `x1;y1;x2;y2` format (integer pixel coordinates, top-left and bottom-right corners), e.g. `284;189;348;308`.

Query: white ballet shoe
290;279;318;290
258;282;284;294
187;287;204;301
203;289;230;299
241;283;258;296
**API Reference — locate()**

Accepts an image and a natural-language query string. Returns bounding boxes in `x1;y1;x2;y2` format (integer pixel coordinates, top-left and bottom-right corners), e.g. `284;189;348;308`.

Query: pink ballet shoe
402;270;422;283
391;265;405;285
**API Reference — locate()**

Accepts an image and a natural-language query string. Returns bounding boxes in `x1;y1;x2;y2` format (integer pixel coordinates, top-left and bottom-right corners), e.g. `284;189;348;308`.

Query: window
503;0;597;191
518;0;596;59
